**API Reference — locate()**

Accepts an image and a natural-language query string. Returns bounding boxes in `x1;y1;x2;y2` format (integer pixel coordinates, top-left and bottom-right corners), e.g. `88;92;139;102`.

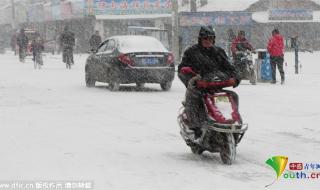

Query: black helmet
199;26;215;39
272;28;279;34
238;30;245;36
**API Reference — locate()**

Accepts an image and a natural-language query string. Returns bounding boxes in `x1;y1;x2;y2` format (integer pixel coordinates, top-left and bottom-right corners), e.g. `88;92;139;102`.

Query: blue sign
261;53;272;81
179;11;252;26
269;9;313;20
85;0;172;15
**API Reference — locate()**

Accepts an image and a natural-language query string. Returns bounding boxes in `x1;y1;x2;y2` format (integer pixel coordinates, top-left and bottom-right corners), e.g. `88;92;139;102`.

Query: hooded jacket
31;37;44;53
267;34;284;57
89;34;102;49
60;30;75;48
178;27;238;81
17;32;28;48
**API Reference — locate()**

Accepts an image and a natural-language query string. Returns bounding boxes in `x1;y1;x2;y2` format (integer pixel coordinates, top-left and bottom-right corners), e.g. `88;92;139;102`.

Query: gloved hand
187;74;201;89
233;78;241;88
180;67;196;75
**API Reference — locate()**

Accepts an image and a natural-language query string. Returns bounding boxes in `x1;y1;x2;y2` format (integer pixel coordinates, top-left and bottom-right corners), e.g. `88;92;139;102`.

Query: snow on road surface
0;51;319;190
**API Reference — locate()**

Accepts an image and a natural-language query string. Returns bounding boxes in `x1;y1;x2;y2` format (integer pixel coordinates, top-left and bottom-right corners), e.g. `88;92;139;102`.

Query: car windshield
118;36;168;53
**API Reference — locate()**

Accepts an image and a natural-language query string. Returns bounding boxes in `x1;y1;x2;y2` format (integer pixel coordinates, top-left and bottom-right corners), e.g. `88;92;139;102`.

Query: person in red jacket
231;30;254;62
267;28;285;84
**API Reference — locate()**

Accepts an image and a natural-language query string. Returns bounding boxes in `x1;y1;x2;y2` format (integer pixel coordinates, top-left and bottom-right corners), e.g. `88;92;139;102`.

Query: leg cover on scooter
184;86;205;139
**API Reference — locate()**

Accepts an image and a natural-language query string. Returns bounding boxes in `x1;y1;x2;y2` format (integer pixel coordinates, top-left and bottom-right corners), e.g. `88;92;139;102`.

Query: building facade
247;0;320;50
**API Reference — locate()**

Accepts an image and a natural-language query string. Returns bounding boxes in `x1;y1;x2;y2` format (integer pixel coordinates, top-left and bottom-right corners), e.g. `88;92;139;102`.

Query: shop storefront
85;0;173;49
179;11;252;56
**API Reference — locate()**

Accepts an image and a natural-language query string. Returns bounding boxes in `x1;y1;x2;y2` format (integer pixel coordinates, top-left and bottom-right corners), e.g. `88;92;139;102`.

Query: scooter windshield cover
204;93;241;124
214;95;233;120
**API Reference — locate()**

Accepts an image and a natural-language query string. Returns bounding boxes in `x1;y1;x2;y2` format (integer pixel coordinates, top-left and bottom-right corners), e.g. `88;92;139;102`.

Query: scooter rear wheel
220;133;236;165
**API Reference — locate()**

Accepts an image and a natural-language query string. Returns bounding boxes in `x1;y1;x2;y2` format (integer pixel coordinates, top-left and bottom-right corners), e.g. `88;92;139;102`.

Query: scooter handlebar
196;78;237;89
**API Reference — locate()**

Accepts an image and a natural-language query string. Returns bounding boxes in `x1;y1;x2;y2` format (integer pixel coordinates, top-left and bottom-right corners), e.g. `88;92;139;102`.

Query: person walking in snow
16;28;29;62
31;32;44;66
89;30;102;50
267;28;285;84
59;26;75;65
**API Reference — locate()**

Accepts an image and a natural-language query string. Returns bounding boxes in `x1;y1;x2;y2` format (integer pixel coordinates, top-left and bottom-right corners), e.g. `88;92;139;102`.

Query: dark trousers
270;56;285;82
18;47;26;62
184;86;204;129
33;51;43;65
62;47;74;64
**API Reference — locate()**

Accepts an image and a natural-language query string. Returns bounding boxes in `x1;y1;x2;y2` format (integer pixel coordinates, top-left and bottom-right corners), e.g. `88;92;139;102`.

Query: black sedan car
85;35;175;91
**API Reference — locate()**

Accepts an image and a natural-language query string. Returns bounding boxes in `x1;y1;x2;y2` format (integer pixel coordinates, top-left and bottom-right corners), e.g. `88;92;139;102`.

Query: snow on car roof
111;35;169;53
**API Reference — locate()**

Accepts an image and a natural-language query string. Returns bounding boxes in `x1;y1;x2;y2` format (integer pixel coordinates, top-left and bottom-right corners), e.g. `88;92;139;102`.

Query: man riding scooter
231;30;254;61
178;26;241;141
231;30;256;84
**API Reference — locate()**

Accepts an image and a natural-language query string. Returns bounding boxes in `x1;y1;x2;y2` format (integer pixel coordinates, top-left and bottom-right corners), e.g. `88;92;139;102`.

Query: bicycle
33;52;43;69
19;47;27;63
63;47;74;69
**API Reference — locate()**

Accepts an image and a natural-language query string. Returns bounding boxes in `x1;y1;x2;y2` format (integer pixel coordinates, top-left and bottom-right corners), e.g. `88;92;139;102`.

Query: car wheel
85;70;95;87
109;81;120;91
136;83;145;89
160;81;172;91
109;66;121;91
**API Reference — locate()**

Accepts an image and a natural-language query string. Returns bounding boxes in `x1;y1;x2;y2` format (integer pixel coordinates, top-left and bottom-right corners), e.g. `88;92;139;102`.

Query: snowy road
0;51;319;190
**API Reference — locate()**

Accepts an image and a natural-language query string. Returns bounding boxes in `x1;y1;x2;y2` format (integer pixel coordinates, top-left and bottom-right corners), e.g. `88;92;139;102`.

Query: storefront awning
253;11;320;23
96;14;172;20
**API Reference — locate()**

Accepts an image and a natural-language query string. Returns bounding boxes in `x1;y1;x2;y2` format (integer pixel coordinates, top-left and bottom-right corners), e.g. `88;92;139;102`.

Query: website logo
265;155;288;187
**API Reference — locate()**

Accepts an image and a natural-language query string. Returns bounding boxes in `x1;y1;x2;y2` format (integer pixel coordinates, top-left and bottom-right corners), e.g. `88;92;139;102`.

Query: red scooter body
203;92;241;124
178;78;248;165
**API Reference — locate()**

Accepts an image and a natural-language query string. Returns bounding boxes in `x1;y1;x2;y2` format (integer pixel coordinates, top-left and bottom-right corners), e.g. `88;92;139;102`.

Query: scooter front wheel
190;143;204;155
220;133;236;165
249;69;257;85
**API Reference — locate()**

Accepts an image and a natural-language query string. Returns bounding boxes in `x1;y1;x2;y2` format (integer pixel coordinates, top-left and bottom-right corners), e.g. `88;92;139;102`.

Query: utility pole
293;37;299;74
172;0;180;62
291;36;299;74
11;0;15;29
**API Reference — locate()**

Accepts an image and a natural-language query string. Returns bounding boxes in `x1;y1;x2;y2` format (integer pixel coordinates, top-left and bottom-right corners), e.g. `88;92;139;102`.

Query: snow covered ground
0;50;320;190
